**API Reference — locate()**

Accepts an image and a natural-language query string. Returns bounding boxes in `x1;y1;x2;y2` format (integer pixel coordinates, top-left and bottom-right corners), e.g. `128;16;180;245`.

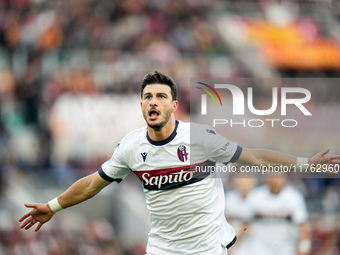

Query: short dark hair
141;70;177;101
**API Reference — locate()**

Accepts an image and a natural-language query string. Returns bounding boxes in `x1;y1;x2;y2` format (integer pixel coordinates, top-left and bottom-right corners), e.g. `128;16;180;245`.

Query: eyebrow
143;92;169;97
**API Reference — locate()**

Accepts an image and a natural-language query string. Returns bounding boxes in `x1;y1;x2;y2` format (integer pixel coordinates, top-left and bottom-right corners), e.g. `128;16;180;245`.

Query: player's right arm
297;222;311;255
19;171;111;232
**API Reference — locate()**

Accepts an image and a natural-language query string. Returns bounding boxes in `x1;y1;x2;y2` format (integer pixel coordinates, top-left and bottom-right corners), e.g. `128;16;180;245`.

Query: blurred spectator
224;176;258;255
0;219;140;255
244;174;311;255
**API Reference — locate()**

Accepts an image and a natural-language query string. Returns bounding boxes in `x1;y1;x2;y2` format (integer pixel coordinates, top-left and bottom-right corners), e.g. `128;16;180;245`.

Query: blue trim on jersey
230;145;243;163
98;168;122;183
226;235;237;249
147;120;179;146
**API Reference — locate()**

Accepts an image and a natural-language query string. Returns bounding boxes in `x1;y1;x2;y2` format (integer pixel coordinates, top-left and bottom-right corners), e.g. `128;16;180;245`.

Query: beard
144;108;172;131
147;120;167;131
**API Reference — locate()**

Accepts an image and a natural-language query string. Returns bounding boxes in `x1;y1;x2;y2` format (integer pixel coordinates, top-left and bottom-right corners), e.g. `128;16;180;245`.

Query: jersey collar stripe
146;120;179;146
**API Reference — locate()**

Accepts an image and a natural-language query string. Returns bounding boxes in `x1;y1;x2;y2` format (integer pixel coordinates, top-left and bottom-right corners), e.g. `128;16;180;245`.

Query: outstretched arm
19;171;111;232
237;148;340;172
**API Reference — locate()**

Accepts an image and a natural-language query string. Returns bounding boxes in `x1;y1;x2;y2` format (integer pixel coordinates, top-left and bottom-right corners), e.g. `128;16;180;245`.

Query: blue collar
147;120;179;146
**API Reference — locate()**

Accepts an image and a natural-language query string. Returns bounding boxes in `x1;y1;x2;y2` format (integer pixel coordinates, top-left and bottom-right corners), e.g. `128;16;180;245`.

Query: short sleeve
99;140;131;183
203;127;242;163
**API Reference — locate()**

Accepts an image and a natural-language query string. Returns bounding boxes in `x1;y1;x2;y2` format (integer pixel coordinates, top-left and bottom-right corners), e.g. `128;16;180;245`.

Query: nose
149;97;158;106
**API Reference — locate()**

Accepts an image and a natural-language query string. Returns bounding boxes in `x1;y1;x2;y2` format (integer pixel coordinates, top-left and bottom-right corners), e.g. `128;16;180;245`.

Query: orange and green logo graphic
196;82;223;115
196;82;223;106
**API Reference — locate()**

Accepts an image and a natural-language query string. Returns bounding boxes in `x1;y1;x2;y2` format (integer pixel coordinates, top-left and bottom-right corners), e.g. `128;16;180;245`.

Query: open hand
19;203;54;232
309;148;340;174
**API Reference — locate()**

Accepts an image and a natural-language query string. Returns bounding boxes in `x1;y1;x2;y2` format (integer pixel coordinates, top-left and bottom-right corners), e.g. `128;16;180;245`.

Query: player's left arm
236;148;340;172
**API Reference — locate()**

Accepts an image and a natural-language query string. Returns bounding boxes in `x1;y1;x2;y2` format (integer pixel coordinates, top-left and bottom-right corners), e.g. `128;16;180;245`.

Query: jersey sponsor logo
133;162;214;190
142;168;194;190
141;152;148;162
177;145;188;162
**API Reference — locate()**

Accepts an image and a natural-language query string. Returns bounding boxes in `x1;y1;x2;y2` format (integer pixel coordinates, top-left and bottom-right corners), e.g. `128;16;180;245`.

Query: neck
241;191;248;198
147;116;176;141
270;187;280;194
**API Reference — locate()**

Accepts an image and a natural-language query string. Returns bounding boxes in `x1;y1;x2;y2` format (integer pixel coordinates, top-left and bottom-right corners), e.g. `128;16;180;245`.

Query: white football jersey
247;184;308;255
100;121;242;255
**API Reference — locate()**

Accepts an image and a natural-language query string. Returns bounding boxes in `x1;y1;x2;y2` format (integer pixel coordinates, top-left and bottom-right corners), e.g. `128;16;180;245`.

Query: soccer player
224;176;258;255
245;174;312;255
19;71;340;255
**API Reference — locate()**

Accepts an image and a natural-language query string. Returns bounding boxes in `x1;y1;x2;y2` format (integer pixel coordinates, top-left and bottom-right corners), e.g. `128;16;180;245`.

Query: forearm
298;222;312;254
238;147;340;172
238;148;299;167
55;172;109;209
299;222;311;240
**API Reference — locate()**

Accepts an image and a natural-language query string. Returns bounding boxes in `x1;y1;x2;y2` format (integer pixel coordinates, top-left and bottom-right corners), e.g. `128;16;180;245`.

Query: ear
172;100;178;113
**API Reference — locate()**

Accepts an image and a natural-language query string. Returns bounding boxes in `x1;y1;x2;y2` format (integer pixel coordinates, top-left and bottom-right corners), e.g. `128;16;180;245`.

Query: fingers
24;203;39;209
326;170;338;175
35;222;43;232
19;215;45;232
20;216;33;229
19;203;49;232
320;148;330;156
24;219;37;230
325;152;340;165
20;217;44;231
20;216;37;230
19;203;40;230
19;202;43;220
318;149;340;165
19;203;38;222
19;212;32;223
330;155;340;160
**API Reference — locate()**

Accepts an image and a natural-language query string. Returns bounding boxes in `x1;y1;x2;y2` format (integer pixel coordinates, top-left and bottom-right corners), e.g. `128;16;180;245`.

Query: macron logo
141;152;148;162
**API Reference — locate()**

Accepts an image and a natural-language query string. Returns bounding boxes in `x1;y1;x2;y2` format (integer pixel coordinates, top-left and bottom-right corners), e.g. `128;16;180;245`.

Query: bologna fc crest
177;145;188;162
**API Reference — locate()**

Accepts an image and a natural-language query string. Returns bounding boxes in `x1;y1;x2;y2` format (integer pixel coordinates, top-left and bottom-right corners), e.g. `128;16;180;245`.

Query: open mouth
148;109;160;120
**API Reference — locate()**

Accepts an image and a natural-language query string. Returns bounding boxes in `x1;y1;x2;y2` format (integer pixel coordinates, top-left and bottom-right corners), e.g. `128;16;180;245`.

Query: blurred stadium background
0;0;340;254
